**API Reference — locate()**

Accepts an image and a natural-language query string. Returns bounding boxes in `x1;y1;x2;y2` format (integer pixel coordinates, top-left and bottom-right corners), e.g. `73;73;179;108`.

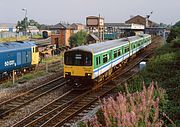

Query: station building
104;23;145;40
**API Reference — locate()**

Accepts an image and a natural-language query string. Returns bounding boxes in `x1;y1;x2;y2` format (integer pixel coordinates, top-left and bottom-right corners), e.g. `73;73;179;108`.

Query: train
0;41;39;78
42;30;51;39
64;34;151;87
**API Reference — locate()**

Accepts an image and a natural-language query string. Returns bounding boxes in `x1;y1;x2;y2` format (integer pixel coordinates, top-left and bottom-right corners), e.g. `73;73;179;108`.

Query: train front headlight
65;72;71;77
85;73;92;77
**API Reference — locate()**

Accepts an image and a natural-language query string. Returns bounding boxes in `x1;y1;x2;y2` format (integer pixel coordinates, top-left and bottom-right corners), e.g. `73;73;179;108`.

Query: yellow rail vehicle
64;34;151;87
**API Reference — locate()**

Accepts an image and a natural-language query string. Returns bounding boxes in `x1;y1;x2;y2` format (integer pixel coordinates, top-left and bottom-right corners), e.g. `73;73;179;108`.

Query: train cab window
64;53;73;65
74;54;82;65
65;52;92;66
114;50;117;58
35;47;38;52
103;54;108;63
84;55;91;66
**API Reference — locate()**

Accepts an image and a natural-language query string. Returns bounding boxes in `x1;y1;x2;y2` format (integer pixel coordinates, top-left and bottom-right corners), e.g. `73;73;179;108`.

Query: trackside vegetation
80;82;166;127
125;43;180;126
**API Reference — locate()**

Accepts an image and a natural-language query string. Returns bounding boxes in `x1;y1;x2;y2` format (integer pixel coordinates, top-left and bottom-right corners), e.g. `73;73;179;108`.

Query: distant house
125;15;159;27
70;23;86;33
50;23;74;47
0;23;17;32
28;26;40;35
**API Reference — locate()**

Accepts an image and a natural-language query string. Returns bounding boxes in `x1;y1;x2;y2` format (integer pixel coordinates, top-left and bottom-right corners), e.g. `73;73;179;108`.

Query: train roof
0;41;36;52
67;34;150;54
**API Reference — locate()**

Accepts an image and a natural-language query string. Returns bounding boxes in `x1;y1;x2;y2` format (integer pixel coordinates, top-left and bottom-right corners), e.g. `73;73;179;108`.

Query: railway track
0;76;67;118
11;58;141;127
11;37;160;127
0;58;63;84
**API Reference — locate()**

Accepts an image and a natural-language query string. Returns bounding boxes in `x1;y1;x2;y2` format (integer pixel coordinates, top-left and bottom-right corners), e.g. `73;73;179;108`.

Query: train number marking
4;60;16;66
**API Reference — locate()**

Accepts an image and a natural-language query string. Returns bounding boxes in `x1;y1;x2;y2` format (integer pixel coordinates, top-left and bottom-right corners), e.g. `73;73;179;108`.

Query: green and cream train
64;34;151;86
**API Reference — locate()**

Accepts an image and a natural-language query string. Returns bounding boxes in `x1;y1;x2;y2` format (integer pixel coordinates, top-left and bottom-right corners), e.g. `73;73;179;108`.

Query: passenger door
27;51;32;63
17;52;21;65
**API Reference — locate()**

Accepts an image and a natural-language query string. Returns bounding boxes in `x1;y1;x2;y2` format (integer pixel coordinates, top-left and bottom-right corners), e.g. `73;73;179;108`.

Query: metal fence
0;32;23;38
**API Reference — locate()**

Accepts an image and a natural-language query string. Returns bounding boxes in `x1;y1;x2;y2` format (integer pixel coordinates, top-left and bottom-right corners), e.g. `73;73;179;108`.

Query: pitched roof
89;34;99;41
50;23;74;30
125;15;158;27
125;15;153;23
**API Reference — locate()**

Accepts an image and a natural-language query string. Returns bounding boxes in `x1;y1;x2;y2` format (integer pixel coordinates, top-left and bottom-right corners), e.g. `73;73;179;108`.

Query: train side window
96;57;99;65
142;40;144;44
99;56;101;64
133;44;136;49
122;46;124;54
114;50;117;58
96;56;101;66
103;54;108;63
118;49;121;56
137;42;141;46
125;46;129;53
33;48;34;53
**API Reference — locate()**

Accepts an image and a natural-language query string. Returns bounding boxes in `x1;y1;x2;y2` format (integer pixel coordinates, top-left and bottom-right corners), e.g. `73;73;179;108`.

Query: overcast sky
0;0;179;25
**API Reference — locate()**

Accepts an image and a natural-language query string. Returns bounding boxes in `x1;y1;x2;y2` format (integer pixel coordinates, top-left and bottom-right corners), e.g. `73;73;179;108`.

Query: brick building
125;15;158;28
50;23;74;48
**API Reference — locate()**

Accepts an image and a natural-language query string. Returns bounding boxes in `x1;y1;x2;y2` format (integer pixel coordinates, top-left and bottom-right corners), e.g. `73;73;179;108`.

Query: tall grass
81;82;169;127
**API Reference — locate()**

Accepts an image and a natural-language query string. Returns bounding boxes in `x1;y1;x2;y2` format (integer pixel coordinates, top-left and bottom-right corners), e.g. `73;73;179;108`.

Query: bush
171;37;180;48
83;82;169;127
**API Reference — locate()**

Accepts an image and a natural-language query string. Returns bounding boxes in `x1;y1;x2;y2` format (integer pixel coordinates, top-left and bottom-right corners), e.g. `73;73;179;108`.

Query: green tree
69;30;88;47
174;20;180;27
166;20;180;43
16;18;40;32
16;17;28;32
29;19;41;29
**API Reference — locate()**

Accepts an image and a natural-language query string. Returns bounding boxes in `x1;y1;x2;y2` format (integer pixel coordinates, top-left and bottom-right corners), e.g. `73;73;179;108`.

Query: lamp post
145;11;153;28
145;11;153;34
22;8;27;35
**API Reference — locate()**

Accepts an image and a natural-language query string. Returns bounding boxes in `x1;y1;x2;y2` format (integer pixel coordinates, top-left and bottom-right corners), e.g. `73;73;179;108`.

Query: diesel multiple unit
0;41;39;77
64;34;151;86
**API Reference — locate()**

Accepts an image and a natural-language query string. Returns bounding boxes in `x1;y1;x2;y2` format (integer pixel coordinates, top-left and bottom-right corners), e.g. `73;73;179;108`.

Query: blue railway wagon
0;41;37;74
